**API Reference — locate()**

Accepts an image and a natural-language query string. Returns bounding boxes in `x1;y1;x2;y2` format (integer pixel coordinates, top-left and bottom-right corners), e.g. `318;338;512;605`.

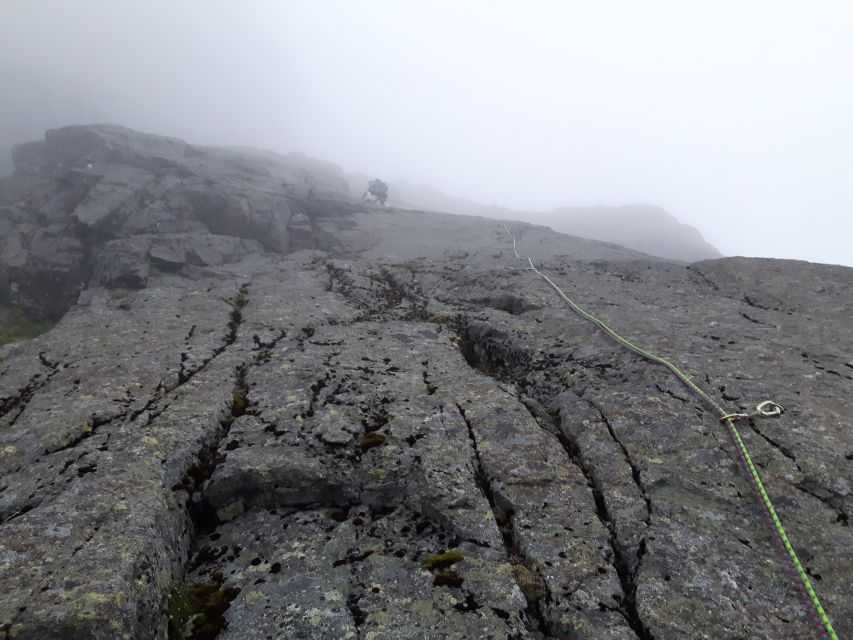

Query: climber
363;178;389;206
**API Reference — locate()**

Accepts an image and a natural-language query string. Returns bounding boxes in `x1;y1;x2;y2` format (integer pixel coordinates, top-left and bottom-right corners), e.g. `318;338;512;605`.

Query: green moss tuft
361;432;386;451
167;589;197;637
233;285;249;311
422;549;463;571
231;390;248;414
167;572;241;639
433;570;464;587
363;410;391;432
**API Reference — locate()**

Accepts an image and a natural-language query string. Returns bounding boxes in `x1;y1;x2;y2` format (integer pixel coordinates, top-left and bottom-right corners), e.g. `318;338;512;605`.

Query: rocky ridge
0;126;850;639
346;175;723;263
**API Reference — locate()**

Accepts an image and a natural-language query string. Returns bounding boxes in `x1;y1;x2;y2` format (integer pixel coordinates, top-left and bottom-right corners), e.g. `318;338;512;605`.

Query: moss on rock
361;432;386;451
167;572;240;639
422;549;463;571
0;308;55;346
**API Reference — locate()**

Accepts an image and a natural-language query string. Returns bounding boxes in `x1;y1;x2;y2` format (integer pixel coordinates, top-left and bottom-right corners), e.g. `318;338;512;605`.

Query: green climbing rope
502;225;837;639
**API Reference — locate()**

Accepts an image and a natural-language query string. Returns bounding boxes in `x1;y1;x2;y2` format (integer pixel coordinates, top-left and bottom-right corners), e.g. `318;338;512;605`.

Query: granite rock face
0;127;851;640
0;125;354;320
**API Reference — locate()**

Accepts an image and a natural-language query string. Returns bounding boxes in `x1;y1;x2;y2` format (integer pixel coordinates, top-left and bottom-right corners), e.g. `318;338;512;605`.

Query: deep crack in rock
456;403;555;639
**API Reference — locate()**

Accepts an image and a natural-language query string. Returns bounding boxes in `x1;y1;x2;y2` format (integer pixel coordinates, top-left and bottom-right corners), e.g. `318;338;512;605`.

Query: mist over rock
0;125;358;320
347;174;722;262
0;125;649;323
0;63;105;177
0;125;850;639
547;204;723;263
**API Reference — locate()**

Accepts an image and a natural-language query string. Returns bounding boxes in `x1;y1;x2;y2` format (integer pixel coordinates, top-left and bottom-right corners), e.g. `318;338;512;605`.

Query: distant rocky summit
545;204;722;263
0;126;850;639
346;175;722;263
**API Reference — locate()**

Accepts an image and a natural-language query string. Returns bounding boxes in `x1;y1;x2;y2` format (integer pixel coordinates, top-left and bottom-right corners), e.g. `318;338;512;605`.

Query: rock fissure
740;311;768;326
0;354;60;424
687;267;720;292
177;325;197;384
548;407;652;639
167;364;249;639
654;383;689;404
586;401;653;529
793;481;849;527
747;420;799;466
47;410;127;457
251;328;287;358
743;295;778;311
455;403;556;639
455;322;655;638
180;285;248;387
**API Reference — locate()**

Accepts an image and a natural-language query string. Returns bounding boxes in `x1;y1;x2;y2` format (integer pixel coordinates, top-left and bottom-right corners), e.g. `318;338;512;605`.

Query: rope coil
501;225;837;639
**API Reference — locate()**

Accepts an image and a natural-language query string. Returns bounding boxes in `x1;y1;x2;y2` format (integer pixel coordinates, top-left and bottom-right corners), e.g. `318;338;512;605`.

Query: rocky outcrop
0;126;850;639
0;125;355;321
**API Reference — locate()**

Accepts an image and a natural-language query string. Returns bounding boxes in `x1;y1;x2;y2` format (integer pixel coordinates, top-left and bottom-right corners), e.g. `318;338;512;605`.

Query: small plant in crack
167;571;241;640
224;285;249;344
511;563;547;604
355;401;392;456
421;549;463;570
363;409;390;431
172;365;249;534
434;570;464;587
361;432;386;451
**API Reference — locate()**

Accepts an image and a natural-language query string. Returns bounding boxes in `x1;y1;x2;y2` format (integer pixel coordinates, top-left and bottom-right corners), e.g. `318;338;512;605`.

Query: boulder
0;221;87;319
147;233;264;271
90;236;151;289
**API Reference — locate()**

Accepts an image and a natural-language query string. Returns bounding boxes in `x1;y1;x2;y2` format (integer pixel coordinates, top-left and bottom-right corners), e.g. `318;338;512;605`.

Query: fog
2;1;851;266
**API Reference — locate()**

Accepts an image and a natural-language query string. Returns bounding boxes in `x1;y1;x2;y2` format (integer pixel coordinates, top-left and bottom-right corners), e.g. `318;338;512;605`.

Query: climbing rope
501;225;838;640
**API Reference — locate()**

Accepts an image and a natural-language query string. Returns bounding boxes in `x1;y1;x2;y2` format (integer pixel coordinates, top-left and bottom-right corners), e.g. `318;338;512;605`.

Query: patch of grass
0;308;55;347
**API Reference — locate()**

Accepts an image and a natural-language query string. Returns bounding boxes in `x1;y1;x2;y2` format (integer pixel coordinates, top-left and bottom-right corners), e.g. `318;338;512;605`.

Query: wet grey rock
287;212;316;249
0;126;850;640
91;236;151;288
147;233;263;271
0;125;354;320
318;418;357;446
0;220;88;318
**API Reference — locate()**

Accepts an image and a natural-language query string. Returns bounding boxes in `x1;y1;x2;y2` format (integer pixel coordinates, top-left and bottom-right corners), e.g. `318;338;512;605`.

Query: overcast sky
2;1;851;266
